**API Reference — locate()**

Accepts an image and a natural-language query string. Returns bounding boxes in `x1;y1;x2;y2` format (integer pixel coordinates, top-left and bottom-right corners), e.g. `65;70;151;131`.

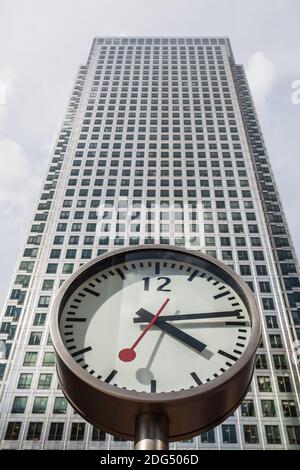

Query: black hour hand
135;308;207;354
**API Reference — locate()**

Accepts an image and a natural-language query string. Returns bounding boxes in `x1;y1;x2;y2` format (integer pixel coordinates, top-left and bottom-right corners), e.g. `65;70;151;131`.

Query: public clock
50;245;261;444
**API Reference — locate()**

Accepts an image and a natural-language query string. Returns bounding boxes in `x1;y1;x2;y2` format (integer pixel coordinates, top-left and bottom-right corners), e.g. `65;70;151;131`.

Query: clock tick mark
155;262;160;275
188;269;199;281
83;287;100;297
105;370;118;383
70;305;78;309
191;371;202;385
233;349;242;355
74;299;82;303
214;290;230;300
71;346;92;358
116;268;126;280
218;349;238;362
66;318;87;322
82;364;89;369
78;293;86;298
151;380;157;393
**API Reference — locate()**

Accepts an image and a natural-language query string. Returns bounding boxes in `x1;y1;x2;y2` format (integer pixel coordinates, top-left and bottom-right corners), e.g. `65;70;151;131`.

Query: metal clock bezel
50;245;261;441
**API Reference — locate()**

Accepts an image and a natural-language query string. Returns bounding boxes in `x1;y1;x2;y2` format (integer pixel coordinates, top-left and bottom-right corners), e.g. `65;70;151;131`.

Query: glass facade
0;36;299;450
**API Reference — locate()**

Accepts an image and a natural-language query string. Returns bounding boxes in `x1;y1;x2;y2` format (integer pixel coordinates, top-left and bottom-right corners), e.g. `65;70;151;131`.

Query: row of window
4;421;300;445
11;394;297;418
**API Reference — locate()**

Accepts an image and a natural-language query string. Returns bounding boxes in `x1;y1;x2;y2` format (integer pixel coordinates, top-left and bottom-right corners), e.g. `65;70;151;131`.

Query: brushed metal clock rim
50;244;261;405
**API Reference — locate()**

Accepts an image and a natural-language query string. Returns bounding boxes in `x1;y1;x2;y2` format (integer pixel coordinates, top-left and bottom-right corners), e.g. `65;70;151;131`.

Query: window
269;334;283;348
282;400;297;417
257;376;272;392
286;426;300;445
243;425;259;444
241;400;255;417
70;422;85;441
11;396;27;413
277;376;292;393
265;425;281;444
265;316;278;329
23;352;37;366
32;397;48;414
200;429;215;443
33;313;46;326
48;422;64;441
261;400;276;417
222;424;237;443
255;354;268;369
42;352;55;366
262;298;275;311
26;422;43;440
53;397;68;414
240;265;251;276
273;354;287;370
91;427;106;441
38;296;50;308
28;331;42;346
5;422;22;440
38;373;52;389
42;279;54;291
17;373;32;389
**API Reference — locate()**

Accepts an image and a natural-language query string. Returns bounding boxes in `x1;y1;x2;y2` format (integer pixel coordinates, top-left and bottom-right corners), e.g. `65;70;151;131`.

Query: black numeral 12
143;277;171;292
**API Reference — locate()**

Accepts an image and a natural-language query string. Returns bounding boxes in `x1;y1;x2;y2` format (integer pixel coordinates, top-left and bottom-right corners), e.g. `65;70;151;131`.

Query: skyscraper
0;36;299;450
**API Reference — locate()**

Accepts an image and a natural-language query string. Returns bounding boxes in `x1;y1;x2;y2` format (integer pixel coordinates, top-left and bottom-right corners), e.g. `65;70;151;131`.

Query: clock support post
134;413;169;450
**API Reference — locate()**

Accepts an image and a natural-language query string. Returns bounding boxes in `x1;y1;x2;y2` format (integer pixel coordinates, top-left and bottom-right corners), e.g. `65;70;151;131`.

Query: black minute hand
135;308;207;353
134;310;240;323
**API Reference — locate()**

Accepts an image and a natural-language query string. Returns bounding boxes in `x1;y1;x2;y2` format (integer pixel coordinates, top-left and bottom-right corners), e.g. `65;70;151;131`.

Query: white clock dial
59;254;251;393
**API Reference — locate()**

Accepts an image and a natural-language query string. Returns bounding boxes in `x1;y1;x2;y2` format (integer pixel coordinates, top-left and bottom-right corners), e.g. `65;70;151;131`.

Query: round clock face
59;249;252;394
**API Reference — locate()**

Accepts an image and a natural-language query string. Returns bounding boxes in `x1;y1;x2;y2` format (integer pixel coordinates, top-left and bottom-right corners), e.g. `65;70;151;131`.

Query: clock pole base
134;413;169;450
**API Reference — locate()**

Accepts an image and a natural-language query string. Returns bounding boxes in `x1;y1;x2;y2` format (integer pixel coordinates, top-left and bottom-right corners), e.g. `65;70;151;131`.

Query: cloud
0;68;15;119
246;51;277;107
0;137;40;209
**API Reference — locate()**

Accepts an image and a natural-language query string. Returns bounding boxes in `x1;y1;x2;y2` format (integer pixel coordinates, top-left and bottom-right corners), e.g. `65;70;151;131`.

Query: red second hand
119;297;170;362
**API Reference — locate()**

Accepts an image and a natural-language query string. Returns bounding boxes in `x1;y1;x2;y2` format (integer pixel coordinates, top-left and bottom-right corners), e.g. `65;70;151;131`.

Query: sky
0;0;299;310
